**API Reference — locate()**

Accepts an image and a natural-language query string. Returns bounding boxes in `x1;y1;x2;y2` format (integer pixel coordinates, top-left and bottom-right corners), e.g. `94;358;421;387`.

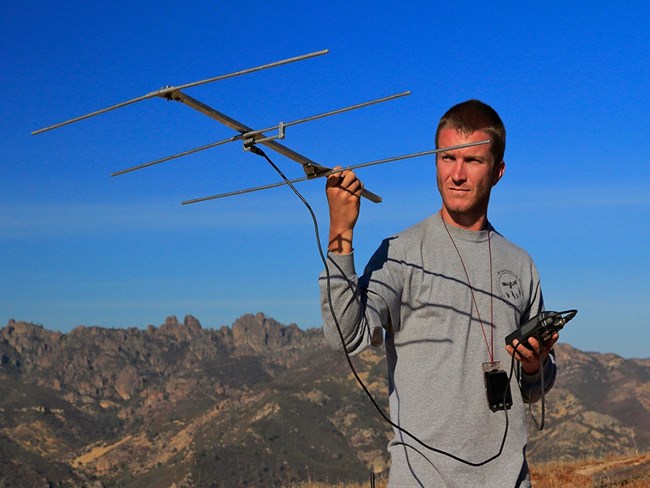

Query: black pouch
483;361;512;412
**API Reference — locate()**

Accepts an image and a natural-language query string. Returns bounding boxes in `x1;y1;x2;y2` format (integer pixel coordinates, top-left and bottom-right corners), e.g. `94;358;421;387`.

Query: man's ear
492;160;505;186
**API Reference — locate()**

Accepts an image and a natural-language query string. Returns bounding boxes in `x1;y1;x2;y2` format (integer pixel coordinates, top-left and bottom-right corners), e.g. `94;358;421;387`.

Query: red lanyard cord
442;218;495;363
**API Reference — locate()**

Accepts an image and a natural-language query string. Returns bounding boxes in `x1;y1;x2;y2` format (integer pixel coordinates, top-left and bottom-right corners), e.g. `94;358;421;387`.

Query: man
320;100;558;487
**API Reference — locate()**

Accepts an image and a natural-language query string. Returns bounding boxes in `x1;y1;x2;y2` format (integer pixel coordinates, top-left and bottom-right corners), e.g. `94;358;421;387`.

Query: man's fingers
326;168;363;197
346;177;364;196
508;339;539;362
525;337;541;354
339;169;358;187
506;334;557;375
509;340;532;361
326;167;343;187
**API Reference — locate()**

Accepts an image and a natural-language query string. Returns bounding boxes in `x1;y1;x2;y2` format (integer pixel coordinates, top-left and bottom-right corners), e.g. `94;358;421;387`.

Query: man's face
436;127;505;228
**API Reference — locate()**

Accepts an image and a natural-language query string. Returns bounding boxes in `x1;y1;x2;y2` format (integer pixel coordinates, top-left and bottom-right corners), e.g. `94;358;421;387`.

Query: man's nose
451;160;467;183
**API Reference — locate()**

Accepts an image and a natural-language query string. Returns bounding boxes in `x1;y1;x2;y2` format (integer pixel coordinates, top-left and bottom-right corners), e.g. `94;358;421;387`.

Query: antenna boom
111;91;410;177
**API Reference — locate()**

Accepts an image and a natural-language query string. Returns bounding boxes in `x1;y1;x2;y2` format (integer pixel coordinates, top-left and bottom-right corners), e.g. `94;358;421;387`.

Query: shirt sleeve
319;239;403;355
515;259;557;403
518;349;557;403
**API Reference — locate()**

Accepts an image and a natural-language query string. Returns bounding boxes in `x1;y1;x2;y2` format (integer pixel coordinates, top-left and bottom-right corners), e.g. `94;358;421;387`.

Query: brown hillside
1;315;648;487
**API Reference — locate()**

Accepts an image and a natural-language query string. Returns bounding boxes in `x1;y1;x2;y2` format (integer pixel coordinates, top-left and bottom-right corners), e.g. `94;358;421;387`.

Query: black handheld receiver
505;310;577;348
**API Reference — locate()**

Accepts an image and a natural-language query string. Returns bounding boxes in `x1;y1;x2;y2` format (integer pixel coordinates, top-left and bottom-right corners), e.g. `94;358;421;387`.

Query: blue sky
2;1;649;358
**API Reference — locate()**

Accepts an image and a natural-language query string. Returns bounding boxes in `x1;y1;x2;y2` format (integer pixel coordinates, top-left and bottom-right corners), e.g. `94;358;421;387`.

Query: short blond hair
435;100;506;163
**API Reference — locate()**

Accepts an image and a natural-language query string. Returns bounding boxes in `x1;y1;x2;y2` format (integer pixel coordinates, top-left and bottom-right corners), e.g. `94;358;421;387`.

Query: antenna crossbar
245;91;411;139
181;140;491;205
32;49;329;135
111;136;240;176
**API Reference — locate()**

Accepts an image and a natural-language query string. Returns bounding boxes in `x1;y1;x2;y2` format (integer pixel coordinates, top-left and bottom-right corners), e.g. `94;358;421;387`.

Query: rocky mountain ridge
1;314;648;487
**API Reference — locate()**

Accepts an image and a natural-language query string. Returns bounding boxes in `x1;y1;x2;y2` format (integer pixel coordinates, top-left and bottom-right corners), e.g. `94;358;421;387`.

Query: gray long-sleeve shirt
320;212;556;487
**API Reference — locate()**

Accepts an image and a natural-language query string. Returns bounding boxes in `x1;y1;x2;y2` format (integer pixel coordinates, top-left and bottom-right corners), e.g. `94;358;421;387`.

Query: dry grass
288;482;386;488
288;453;650;488
530;453;650;488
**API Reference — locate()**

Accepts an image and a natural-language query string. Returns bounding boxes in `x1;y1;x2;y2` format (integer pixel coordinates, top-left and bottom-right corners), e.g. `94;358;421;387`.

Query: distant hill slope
1;314;648;487
527;343;650;461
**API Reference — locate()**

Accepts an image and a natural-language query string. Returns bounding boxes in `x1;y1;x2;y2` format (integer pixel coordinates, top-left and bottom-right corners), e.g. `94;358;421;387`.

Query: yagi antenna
32;48;411;203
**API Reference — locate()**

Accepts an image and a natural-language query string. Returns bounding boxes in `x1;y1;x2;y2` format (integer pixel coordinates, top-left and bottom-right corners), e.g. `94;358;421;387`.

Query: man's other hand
506;333;559;375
